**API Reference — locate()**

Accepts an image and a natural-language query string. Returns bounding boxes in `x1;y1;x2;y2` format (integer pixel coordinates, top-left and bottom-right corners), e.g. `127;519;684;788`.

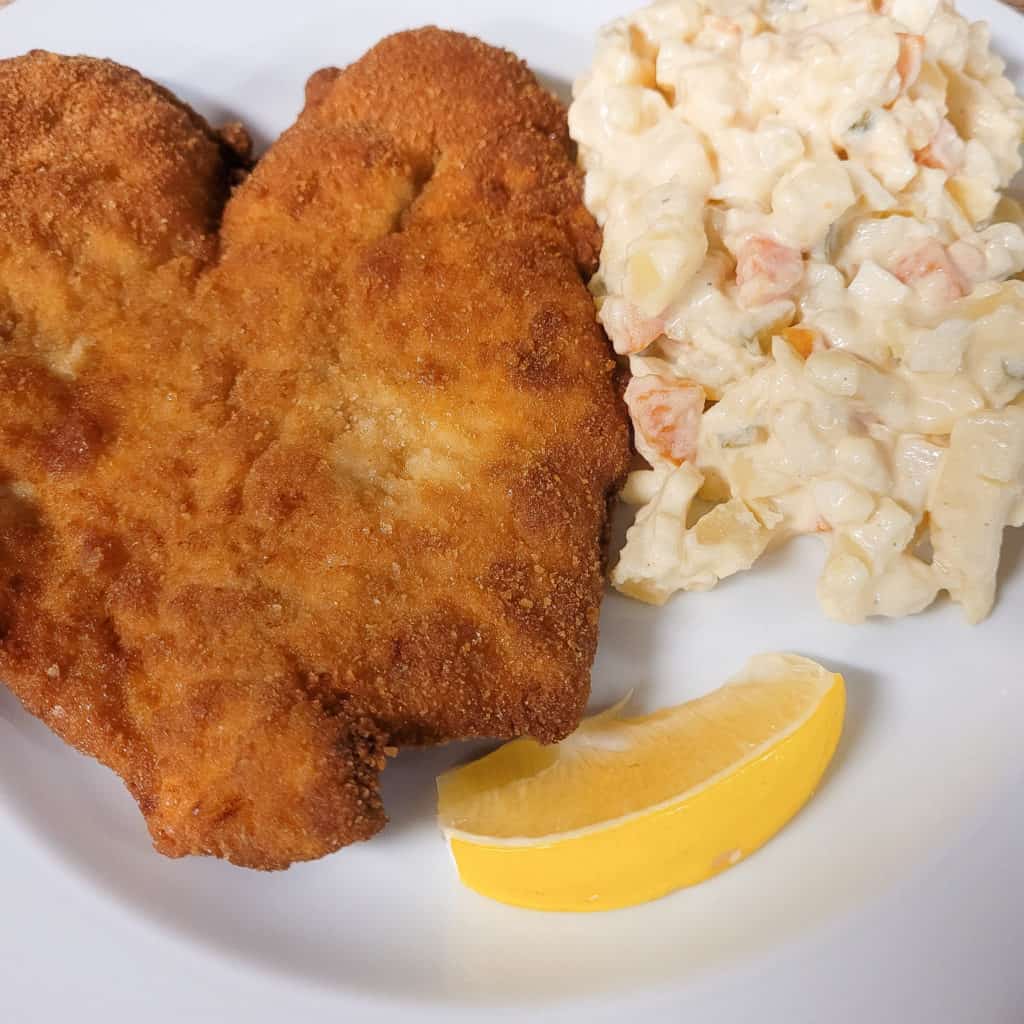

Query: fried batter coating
0;31;629;868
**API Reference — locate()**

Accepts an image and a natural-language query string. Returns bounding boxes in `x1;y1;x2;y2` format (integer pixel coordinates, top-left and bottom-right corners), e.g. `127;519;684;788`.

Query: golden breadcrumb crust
0;30;629;868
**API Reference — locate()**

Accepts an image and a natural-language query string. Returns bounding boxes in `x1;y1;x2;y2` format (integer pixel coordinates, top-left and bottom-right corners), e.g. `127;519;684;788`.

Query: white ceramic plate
1;1;1022;1021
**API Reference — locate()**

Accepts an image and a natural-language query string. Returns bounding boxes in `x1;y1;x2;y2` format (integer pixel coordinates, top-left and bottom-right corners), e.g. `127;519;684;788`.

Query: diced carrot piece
735;237;804;307
891;239;968;301
782;326;818;359
600;297;665;355
625;374;706;464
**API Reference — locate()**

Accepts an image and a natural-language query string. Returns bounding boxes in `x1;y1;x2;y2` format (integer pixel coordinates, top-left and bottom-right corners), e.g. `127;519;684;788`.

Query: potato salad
570;0;1024;622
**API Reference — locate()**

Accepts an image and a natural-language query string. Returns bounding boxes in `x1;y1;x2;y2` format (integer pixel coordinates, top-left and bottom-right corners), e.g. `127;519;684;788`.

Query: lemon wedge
437;653;845;912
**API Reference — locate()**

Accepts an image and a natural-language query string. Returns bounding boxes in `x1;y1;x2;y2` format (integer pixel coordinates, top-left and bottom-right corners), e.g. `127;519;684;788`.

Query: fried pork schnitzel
0;30;629;868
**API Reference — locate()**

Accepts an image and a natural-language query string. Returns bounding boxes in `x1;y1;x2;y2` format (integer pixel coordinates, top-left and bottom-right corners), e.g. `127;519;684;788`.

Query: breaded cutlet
0;29;629;868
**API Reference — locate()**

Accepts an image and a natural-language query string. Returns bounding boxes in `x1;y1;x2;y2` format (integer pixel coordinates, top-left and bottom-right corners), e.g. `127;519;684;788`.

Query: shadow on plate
534;69;572;106
158;78;279;155
796;655;879;802
996;521;1024;592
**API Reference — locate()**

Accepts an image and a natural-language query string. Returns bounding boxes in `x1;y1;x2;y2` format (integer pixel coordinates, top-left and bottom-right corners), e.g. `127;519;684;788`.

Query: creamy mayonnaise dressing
570;0;1024;622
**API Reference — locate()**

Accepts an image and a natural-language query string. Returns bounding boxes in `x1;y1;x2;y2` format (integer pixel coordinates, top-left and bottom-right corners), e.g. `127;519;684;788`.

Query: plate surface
1;1;1022;1021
